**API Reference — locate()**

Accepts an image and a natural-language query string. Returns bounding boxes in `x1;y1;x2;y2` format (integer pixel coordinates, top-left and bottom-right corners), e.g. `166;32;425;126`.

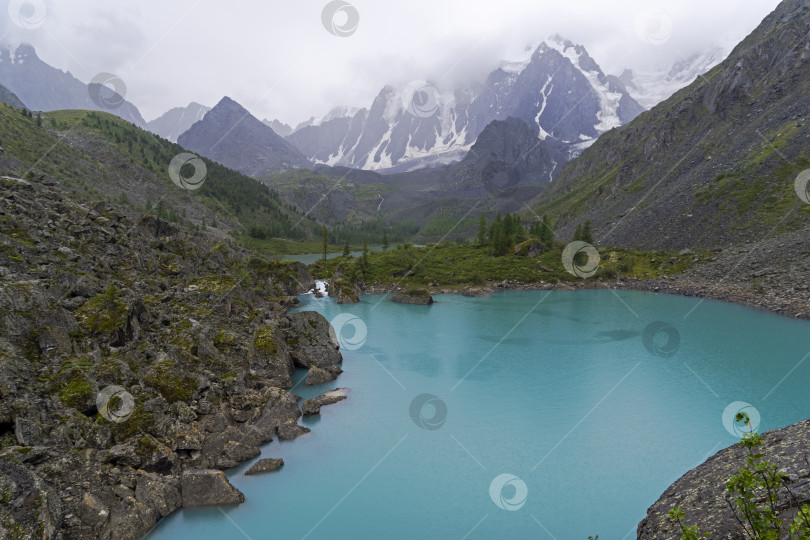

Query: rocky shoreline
0;175;349;540
363;275;810;321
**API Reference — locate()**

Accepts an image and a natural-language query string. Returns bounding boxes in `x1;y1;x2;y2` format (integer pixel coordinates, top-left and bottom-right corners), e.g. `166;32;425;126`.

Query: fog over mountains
0;36;733;175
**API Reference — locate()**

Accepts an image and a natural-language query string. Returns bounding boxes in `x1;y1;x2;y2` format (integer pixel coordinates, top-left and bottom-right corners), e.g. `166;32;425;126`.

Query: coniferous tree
322;226;328;260
573;223;583;242
581;220;594;244
540;215;555;246
477;214;488;247
514;220;527;244
382;233;389;251
343;240;350;257
361;240;369;269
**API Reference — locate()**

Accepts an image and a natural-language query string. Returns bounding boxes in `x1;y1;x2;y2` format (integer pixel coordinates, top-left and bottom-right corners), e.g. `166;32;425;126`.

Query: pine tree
540;215;554;246
581;220;594;244
382;234;389;251
343;240;350;257
361;240;369;269
514;220;527;244
573;224;583;242
322;226;328;260
477;214;488;247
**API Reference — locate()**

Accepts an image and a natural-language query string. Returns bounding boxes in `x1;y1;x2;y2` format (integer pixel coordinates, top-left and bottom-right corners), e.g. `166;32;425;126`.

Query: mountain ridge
286;36;644;172
530;0;810;252
178;96;311;177
0;44;146;127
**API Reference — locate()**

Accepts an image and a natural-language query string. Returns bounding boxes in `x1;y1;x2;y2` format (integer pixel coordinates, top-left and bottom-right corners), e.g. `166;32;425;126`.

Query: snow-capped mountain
617;45;733;110
147;102;210;142
286;36;644;172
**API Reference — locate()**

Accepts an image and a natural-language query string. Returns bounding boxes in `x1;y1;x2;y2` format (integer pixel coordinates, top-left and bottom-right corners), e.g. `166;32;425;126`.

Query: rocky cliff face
178;97;311;176
0;173;342;539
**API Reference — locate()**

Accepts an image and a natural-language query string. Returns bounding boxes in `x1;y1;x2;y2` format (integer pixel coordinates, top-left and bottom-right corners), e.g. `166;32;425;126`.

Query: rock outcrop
181;470;244;507
305;365;343;385
302;389;348;416
392;289;434;305
245;458;284;476
638;419;810;538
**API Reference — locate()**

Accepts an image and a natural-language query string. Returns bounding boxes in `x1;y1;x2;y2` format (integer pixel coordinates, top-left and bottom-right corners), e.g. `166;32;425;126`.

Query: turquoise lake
146;290;810;539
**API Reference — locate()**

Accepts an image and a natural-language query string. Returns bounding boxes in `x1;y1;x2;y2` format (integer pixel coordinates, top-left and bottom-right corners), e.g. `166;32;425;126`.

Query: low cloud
0;0;781;125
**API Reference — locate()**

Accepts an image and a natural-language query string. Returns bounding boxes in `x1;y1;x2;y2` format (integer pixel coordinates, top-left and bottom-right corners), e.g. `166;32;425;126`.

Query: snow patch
545;36;622;133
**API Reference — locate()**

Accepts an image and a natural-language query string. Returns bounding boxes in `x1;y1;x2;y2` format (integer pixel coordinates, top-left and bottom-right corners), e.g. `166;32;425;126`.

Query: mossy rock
188;274;237;294
254;325;279;355
213;330;237;348
59;376;95;413
75;287;128;335
143;365;198;403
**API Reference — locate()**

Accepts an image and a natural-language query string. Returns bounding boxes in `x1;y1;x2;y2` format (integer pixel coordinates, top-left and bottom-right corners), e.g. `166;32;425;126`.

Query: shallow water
146;290;810;539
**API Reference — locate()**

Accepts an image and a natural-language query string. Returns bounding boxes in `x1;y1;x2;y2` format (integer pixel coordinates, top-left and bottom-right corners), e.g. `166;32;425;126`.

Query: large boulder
392;289;433;305
282;311;342;369
180;469;245;507
250;388;309;442
305;365;342;385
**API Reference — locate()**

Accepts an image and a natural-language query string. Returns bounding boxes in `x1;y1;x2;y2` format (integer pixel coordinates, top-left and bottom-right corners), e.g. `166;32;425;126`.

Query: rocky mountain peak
178;96;311;176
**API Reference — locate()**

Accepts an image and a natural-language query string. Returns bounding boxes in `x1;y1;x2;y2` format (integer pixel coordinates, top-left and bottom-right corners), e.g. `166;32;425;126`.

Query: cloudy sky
0;0;782;125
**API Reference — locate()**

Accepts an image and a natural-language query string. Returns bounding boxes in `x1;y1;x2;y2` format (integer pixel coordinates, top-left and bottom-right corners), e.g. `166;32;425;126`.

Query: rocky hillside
178;97;311;177
0;170;344;539
0;45;146;128
287;36;643;171
532;0;810;251
0;103;318;243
